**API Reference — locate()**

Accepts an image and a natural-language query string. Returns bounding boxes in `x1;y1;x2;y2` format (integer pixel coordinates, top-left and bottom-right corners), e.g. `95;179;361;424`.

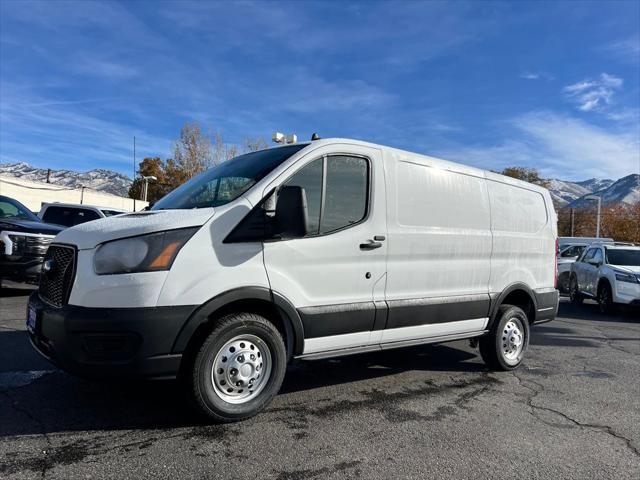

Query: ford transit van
27;138;559;422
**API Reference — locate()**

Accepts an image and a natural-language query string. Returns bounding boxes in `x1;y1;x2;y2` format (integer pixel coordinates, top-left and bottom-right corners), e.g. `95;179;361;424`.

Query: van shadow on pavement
0;328;485;438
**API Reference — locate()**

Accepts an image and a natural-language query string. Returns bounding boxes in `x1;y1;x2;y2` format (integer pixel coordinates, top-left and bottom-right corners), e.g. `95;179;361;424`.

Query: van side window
320;156;368;234
283;158;323;235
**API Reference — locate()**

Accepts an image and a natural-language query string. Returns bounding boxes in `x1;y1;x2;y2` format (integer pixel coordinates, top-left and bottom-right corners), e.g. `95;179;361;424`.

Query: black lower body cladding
27;292;197;379
533;288;559;324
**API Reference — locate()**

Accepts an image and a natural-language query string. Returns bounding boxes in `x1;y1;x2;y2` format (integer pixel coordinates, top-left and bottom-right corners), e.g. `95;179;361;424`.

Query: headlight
614;271;639;284
94;227;198;275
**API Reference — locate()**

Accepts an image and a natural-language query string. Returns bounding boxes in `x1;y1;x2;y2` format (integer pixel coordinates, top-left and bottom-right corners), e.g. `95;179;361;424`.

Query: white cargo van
27;138;558;422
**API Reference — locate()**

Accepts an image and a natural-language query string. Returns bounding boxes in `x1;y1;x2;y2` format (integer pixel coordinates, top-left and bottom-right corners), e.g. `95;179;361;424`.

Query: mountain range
546;174;639;208
0;162;638;208
0;162;132;197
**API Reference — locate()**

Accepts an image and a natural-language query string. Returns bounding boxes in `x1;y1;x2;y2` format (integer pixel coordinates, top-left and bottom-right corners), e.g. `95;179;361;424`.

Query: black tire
569;275;583;304
479;305;530;371
597;282;615;314
189;312;287;423
558;272;570;294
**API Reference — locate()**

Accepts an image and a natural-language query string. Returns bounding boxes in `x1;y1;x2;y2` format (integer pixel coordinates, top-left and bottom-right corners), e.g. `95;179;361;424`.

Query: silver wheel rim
211;334;272;404
501;318;524;363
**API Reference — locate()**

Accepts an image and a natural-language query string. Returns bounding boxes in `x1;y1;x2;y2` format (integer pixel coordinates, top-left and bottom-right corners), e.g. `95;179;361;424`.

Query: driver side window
592;249;603;265
581;248;596;262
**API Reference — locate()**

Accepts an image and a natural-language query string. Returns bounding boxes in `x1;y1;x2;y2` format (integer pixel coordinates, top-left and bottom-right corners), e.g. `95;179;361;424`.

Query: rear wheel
597;282;614;314
479;305;529;371
569;275;583;304
189;312;287;423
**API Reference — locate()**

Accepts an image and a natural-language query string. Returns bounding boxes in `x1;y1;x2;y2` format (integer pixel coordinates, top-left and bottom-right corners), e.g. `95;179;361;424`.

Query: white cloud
563;73;623;112
520;71;553;81
435;111;640;180
602;35;640;63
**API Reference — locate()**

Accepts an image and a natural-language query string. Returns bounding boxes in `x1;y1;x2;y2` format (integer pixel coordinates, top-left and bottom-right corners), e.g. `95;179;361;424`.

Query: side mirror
274;186;308;238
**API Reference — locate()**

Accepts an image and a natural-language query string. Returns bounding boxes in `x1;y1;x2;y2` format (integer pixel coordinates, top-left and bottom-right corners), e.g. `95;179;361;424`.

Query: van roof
300;138;551;195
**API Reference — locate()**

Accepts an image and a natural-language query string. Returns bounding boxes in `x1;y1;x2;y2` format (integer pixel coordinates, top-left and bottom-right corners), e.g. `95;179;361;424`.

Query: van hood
53;208;215;250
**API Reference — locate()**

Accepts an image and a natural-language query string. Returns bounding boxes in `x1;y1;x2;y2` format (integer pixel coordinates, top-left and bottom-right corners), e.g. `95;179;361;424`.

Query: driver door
262;143;388;355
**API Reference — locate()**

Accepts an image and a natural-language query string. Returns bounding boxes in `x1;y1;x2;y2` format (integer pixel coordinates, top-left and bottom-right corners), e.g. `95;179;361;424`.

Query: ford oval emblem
42;259;55;273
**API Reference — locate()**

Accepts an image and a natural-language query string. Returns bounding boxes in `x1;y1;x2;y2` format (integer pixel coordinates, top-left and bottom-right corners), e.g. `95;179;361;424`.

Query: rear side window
488;182;547;233
280;155;369;236
43;207;100;226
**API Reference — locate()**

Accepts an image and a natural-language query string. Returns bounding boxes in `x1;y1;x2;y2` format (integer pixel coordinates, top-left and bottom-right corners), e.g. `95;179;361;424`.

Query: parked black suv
0;195;64;285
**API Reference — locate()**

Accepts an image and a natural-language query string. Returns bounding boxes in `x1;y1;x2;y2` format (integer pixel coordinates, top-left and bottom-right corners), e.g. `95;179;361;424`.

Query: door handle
360;240;382;250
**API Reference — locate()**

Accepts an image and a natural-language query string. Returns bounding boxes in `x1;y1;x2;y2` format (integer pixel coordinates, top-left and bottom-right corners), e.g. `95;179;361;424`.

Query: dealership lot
1;286;638;479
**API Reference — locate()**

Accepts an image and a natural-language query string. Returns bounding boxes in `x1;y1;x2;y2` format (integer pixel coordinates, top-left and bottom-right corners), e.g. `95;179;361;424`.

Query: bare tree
243;137;268;152
173;122;212;178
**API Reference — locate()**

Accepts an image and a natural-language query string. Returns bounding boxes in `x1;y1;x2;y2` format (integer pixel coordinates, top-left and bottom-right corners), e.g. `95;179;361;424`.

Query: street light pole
584;195;601;238
141;175;157;202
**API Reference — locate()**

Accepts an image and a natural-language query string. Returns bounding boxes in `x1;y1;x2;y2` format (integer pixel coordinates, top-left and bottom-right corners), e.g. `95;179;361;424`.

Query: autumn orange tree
558;203;640;243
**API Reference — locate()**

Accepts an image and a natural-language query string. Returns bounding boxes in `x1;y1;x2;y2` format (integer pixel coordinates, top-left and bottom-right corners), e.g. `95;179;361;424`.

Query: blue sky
1;0;638;181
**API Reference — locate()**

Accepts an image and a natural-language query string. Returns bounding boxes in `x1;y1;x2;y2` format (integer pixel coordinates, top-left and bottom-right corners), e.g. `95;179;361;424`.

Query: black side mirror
275;186;308;238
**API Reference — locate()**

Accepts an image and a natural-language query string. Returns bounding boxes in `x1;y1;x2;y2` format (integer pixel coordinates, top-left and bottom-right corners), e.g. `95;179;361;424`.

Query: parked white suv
38;203;126;227
557;239;613;292
27;138;558;422
569;244;640;312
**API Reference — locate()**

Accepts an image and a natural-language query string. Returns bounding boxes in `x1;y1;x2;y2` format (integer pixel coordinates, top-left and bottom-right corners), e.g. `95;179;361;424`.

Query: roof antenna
311;133;321;141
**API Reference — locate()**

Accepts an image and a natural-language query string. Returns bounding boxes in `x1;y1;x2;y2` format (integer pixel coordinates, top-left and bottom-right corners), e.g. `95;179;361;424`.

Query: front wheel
189;312;287;423
479;305;529;371
569;275;583;304
597;282;615;314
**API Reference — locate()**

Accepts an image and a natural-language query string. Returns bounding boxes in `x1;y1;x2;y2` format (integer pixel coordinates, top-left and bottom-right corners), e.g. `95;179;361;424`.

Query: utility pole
141;176;157;202
585;195;601;238
133;136;137;212
80;186;85;204
570;208;574;237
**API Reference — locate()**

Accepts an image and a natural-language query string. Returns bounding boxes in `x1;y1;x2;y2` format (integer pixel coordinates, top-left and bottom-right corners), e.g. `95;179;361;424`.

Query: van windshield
152;144;307;210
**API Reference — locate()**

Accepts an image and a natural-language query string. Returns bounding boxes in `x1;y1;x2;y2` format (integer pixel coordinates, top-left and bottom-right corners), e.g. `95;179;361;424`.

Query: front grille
25;236;54;256
39;245;76;307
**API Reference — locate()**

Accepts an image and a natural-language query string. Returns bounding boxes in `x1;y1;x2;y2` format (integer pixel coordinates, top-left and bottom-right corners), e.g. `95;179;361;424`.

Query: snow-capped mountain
1;161;637;208
545;179;592;206
0;162;132;197
574;178;615;192
567;174;639;209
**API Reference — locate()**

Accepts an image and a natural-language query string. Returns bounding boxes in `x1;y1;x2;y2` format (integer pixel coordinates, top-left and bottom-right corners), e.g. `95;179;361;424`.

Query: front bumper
0;256;45;284
613;281;640;306
27;292;197;379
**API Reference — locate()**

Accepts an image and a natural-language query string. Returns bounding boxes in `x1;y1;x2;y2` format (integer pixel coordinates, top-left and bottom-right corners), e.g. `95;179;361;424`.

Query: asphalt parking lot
1;285;638;479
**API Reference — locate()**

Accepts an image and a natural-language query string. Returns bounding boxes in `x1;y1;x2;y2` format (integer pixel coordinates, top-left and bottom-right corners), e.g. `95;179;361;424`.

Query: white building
0;175;148;212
